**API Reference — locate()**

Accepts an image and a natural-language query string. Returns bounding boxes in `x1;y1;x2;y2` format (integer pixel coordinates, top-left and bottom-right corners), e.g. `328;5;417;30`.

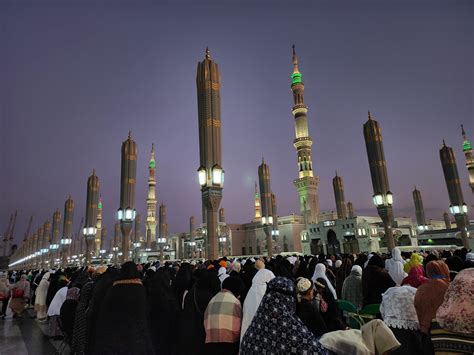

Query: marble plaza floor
0;306;66;355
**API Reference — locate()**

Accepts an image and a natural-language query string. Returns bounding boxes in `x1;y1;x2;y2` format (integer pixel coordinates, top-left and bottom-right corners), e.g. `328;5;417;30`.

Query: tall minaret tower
290;45;320;224
146;144;157;251
95;195;103;256
461;125;474;193
258;158;275;257
254;182;261;222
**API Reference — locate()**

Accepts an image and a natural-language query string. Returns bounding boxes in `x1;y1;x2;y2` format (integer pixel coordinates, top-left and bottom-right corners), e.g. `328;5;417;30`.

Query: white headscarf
312;263;337;299
47;286;68;317
380;286;419;330
218;266;229;284
385;247;407;285
240;268;275;342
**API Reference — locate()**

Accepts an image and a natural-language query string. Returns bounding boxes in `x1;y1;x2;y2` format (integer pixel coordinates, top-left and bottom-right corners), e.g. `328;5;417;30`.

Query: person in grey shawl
341;265;363;309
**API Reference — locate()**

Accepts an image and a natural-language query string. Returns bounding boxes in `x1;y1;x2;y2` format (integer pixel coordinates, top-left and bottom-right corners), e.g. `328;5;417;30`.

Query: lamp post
363;111;395;251
258;158;275;257
83;170;99;266
61;196;74;267
196;48;224;261
50;209;61;266
157;237;167;262
118;132;137;263
440;141;470;248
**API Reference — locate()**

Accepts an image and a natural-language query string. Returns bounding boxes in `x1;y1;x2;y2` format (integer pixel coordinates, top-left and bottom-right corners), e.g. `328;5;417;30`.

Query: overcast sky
1;0;473;246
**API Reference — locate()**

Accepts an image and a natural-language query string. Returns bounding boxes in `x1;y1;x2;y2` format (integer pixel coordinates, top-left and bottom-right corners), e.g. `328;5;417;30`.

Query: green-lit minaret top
291;45;302;84
149;143;156;169
98;195;102;210
462;125;472;151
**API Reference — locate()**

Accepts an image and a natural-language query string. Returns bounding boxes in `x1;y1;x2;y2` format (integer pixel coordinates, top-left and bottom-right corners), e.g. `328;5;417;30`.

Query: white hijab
240;268;275;342
312;263;337;299
47;286;68;316
218;267;229;285
385;248;407;285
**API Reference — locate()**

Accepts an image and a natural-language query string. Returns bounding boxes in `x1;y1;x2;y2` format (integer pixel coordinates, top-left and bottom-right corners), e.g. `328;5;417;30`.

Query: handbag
0;291;7;301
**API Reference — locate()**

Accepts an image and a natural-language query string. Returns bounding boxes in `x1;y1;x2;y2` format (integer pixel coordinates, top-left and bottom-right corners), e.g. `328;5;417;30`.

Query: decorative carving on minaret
254;181;261;222
461;124;474;193
290;45;320;224
146;143;157;250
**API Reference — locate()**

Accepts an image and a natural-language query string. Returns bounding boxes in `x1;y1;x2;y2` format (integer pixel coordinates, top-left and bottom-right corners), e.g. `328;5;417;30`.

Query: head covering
240;268;275;341
466;252;474;262
95;265;108;275
47;286;68;317
241;277;324;354
311;263;337;299
296;277;313;294
385;247;408;285
231;261;241;273
119;261;140;280
326;259;333;267
351;265;363;276
414;260;450;333
319;320;401;355
403;253;423;273
401;265;428;288
288;256;297;265
367;254;385;269
436;268;474;334
219;260;227;268
381;286;419;330
218;266;229;284
335;260;342;268
222;276;244;298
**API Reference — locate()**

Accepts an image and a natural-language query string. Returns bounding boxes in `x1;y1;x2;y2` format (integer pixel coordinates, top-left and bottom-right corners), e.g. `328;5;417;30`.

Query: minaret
84;169;100;265
412;186;427;230
254;182;261;222
258;158;274;257
95;195;103;256
461;125;474;193
443;211;451;229
290;45;320;224
333;172;347;220
51;209;61;265
61;196;74;266
146;144;157;251
363;111;395;251
196;47;224;260
347;202;355;219
440;141;469;248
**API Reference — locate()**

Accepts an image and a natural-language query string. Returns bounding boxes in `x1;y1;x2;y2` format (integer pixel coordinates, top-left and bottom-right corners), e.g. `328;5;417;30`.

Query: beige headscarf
319;319;400;355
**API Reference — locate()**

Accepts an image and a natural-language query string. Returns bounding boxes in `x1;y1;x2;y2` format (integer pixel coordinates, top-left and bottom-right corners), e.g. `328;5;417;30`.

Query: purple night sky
1;0;473;246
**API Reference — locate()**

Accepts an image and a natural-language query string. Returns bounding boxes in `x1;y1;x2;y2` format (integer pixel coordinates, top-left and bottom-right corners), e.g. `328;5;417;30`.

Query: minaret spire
254;181;261;222
460;124;474;193
290;45;320;224
146;143;157;250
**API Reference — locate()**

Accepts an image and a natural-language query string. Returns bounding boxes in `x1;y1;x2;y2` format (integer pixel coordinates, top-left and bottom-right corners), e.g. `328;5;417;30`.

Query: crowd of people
0;248;473;355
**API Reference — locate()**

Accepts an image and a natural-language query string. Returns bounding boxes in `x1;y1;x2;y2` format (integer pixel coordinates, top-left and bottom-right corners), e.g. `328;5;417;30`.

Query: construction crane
23;216;33;242
2;213;13;256
9;210;18;242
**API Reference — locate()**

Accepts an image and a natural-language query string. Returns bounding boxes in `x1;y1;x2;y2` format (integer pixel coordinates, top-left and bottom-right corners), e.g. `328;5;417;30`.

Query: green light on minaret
149;159;156;169
463;140;472;151
291;72;302;84
98;196;102;210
